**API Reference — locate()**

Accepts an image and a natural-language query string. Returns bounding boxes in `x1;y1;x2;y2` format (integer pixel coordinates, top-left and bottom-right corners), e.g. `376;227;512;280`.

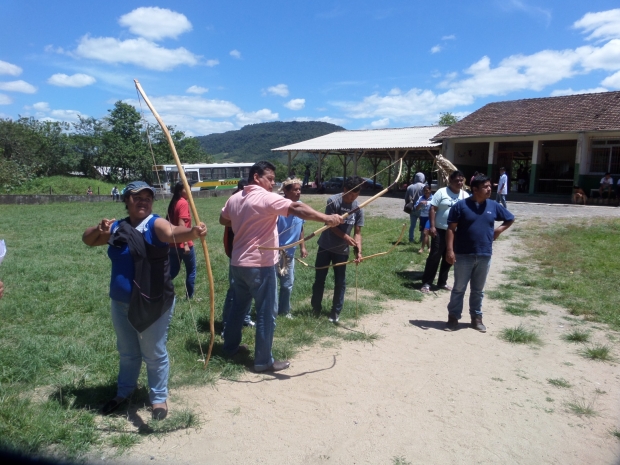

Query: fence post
98;187;100;195
49;186;52;195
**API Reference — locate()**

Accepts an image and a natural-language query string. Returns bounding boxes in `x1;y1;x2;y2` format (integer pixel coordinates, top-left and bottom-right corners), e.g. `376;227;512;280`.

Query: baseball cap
122;181;156;200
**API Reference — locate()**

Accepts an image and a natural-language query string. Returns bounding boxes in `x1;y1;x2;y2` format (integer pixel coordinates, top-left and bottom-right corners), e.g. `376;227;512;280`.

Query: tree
437;112;459;126
101;101;150;182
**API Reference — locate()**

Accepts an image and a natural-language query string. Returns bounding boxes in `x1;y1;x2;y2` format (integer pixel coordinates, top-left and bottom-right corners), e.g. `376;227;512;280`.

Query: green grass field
7;175;118;196
0;196;423;459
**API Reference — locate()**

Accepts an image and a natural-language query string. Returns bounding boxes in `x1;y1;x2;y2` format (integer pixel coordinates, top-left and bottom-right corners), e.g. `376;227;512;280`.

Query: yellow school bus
152;163;253;193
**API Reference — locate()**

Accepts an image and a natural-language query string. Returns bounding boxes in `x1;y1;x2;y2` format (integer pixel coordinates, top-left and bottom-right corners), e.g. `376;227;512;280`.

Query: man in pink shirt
220;161;342;372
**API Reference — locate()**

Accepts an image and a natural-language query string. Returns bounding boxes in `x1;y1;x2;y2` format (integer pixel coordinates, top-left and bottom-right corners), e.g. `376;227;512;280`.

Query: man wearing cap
220;161;342;372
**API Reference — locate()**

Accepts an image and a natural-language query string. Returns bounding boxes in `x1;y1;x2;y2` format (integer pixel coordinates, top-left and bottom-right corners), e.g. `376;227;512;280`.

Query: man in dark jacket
405;173;426;243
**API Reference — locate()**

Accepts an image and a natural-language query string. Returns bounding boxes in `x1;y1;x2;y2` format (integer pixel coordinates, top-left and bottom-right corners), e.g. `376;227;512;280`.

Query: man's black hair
248;161;276;183
471;175;490;190
344;175;365;192
449;170;465;181
235;179;248;193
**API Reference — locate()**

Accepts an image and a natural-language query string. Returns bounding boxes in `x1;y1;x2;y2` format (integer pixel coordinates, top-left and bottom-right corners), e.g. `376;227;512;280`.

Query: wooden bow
294;223;406;269
258;157;404;252
134;80;216;369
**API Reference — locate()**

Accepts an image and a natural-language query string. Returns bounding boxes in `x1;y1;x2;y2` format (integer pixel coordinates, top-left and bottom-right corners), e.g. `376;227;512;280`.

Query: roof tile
434;91;620;139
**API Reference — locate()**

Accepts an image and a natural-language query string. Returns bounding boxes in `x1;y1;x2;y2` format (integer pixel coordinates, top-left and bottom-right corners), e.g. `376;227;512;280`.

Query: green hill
196;121;345;163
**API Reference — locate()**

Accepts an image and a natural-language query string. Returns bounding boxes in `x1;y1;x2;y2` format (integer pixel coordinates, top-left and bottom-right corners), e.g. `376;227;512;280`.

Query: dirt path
100;201;620;465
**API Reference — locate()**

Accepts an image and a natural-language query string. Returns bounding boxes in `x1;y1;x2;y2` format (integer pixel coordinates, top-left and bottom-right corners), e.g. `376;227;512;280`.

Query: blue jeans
223;265;278;371
222;262;253;329
496;193;507;208
311;247;348;315
447;255;492;319
169;246;196;298
409;210;421;242
110;298;175;404
277;253;295;315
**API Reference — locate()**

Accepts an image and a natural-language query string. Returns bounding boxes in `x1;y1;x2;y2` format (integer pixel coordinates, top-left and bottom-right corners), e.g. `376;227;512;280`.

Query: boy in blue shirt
444;175;514;332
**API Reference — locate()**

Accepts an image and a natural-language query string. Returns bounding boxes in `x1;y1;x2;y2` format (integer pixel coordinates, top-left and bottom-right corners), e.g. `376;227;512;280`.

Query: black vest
108;219;175;332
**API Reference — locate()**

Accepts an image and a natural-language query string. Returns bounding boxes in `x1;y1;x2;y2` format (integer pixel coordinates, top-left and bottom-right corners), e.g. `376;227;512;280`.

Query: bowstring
135;89;206;363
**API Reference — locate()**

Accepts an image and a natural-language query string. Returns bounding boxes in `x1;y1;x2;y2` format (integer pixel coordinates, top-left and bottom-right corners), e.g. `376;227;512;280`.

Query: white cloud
24;101;85;122
574;8;620;41
44;45;65;54
442;35;456;41
316;116;348;126
284;98;305;110
31;102;50;111
266;84;289;97
550;87;608;96
186;85;208;94
577;40;620;72
75;35;199;71
0;60;22;76
0;94;12;105
206;59;219;67
118;7;192;41
128;95;240;118
0;80;37;93
431;45;442;54
236;109;278;125
370;118;390;128
230;49;242;59
602;70;620;88
503;0;552;24
48;73;96;87
146;114;236;136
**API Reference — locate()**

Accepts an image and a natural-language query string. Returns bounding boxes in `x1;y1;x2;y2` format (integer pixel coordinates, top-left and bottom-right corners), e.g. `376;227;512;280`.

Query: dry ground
96;199;620;465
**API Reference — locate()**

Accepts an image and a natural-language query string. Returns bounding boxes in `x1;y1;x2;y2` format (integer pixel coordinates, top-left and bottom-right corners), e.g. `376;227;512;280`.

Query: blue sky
1;0;620;136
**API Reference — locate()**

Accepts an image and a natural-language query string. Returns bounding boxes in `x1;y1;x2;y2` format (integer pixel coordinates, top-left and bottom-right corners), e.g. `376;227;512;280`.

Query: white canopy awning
272;126;446;152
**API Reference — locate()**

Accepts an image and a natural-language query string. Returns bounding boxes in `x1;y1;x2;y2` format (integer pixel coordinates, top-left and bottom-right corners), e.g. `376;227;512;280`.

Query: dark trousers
421;228;452;287
311;247;348;315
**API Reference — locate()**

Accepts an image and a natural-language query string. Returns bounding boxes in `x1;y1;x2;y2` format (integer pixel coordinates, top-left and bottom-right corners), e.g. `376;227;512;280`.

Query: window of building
590;139;620;173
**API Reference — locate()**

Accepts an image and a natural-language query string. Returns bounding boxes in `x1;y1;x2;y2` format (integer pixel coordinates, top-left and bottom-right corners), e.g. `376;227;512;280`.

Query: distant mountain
195;121;345;163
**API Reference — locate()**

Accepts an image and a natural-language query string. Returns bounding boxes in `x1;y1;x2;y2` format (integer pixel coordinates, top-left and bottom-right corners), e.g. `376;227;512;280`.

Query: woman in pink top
167;182;196;298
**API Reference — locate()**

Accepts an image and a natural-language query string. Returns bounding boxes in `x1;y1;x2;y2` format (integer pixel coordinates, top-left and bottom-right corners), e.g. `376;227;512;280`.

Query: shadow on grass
396;270;425;290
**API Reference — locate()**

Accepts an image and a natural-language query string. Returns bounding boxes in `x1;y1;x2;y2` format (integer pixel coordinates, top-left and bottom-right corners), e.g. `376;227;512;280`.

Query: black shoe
152;402;168;420
471;317;486;332
312;308;321;317
444;316;459;331
100;397;126;415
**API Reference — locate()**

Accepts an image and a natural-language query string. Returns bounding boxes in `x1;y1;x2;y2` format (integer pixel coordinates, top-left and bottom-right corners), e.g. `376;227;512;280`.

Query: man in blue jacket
444;175;514;332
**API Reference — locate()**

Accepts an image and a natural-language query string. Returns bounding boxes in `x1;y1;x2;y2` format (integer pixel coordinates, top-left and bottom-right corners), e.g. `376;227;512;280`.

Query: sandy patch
95;204;620;465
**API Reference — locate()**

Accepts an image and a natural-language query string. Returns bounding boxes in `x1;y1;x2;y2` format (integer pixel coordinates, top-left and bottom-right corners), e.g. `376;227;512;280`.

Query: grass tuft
610;429;620;440
580;344;614;361
392;457;412;465
547;378;572;388
503;303;545;317
108;433;141;454
566;397;597;417
561;330;590;343
499;325;542;345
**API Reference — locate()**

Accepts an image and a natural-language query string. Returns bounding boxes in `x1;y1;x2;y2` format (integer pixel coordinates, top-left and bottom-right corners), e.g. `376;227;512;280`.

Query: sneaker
471;317;486;333
243;319;255;328
444;316;459;331
328;311;340;323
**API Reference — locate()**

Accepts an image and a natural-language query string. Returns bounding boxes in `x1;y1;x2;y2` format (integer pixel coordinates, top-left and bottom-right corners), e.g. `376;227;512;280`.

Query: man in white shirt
495;167;508;208
599;172;613;198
